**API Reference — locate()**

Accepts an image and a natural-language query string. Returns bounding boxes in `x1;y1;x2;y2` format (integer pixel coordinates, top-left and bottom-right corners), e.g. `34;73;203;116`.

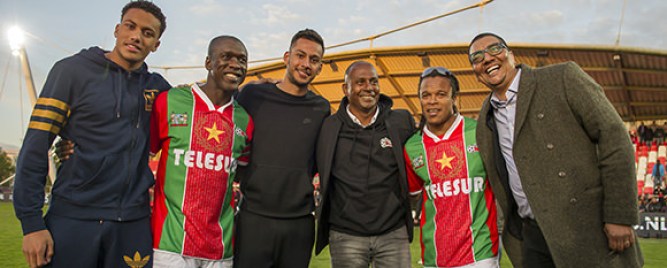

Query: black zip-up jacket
13;47;171;235
315;95;415;254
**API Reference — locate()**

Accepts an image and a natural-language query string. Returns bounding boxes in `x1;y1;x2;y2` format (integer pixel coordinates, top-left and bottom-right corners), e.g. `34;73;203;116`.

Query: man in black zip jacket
315;61;415;267
13;1;170;267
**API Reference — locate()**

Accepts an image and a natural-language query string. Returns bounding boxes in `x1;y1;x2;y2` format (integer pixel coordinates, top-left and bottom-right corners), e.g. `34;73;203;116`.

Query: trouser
233;210;314;268
521;218;555;268
44;213;152;268
328;226;411;268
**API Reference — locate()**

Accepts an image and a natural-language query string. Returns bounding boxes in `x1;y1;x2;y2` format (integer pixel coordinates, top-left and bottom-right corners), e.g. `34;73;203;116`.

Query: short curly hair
121;0;167;37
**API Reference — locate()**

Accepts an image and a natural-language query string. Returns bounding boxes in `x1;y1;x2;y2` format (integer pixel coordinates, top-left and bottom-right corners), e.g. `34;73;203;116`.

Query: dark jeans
329;226;411;268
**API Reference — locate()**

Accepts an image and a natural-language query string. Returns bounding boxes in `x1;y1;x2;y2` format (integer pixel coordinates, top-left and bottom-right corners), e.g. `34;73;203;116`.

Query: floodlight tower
8;26;56;184
8;26;37;105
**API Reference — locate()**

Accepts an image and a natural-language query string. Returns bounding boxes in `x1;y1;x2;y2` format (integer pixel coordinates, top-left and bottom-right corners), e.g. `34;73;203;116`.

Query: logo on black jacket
380;137;392;148
144;89;160;111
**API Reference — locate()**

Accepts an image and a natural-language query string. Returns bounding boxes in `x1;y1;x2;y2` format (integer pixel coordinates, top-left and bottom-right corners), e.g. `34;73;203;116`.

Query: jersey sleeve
404;149;424;196
150;91;169;155
13;60;74;235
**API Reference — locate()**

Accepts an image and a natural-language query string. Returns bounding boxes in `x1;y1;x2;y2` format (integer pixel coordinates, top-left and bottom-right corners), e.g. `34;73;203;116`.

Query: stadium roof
245;43;667;122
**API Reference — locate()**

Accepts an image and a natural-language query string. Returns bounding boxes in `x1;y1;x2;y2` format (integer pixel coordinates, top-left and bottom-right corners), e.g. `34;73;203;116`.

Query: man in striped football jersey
149;36;253;268
404;67;499;267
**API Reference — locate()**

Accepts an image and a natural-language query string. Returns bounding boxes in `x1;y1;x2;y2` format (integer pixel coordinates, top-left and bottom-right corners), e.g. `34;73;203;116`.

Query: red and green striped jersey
149;84;253;260
404;115;498;267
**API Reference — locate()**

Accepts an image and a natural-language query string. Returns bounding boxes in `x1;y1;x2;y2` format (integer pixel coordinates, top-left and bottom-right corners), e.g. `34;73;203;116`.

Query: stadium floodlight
6;25;36;104
8;26;25;56
6;25;54;183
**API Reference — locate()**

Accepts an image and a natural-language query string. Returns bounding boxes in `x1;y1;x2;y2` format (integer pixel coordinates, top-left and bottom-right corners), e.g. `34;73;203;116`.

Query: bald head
208;35;245;58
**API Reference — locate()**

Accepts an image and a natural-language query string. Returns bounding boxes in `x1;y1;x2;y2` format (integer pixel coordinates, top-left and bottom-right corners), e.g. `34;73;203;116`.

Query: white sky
0;0;666;148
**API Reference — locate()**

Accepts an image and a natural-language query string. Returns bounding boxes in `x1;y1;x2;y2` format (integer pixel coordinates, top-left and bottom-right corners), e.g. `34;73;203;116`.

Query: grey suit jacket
477;62;643;267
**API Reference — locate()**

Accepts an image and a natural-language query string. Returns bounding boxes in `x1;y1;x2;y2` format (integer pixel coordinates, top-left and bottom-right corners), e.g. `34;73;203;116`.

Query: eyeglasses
421;66;453;78
469;43;507;64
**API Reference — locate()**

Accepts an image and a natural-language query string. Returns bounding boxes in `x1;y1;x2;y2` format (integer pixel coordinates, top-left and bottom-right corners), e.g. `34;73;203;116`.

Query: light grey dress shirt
489;69;535;219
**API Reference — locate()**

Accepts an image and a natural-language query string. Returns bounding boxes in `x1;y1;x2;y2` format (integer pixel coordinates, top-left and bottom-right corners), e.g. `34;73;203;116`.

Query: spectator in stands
638;122;648;145
470;32;642;267
652;159;665;190
646;196;663;212
638;196;647;213
644;122;654;147
629;130;639;145
654;121;665;145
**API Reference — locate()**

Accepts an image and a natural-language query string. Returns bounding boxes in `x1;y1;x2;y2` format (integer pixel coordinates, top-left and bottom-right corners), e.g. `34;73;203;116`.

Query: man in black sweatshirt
315;61;415;267
233;29;330;268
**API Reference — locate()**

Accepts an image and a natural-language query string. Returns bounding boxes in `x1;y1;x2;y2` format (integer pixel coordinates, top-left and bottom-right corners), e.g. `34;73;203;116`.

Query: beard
286;68;313;88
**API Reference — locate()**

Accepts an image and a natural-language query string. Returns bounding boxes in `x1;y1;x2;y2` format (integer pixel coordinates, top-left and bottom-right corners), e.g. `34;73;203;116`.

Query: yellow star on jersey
204;122;225;143
435;151;455;170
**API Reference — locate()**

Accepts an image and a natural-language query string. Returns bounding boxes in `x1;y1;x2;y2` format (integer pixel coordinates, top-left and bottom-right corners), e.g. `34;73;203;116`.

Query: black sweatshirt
237;83;330;218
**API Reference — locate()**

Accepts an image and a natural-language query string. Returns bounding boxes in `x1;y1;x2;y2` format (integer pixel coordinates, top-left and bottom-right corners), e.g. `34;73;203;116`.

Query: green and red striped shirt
149;84;253;260
404;115;498;267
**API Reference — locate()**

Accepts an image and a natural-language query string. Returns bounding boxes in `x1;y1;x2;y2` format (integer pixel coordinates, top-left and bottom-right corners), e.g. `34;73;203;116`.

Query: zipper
116;71;138;221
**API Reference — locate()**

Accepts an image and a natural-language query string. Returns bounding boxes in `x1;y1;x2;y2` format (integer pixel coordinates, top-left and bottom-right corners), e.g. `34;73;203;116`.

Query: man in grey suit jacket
469;32;643;267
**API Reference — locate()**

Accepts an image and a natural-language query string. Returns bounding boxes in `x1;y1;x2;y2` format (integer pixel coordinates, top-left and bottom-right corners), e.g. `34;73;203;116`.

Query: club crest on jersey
412;155;424;169
428;144;464;180
380;137;392;148
143;89;159;112
170;112;189;126
467;144;479;153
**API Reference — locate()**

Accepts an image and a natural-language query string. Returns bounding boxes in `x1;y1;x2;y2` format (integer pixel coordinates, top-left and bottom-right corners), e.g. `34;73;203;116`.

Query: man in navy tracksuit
13;1;170;267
